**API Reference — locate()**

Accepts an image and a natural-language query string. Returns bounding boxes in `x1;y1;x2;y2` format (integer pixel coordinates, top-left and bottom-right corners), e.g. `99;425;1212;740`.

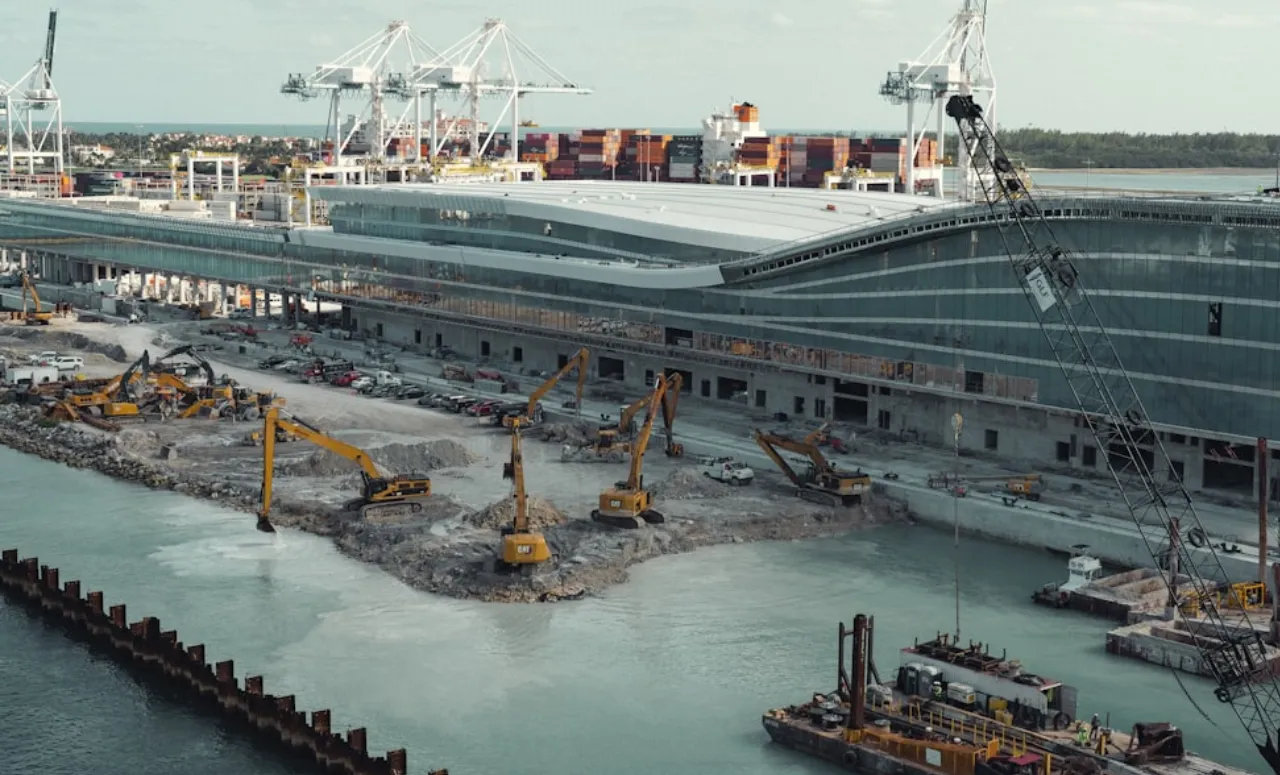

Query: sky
0;0;1275;133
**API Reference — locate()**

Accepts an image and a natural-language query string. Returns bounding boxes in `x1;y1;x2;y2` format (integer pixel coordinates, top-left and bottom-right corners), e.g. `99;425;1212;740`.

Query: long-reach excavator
947;92;1280;775
496;417;552;571
501;347;589;429
754;429;870;507
590;374;668;529
18;271;52;326
569;372;684;462
255;406;431;532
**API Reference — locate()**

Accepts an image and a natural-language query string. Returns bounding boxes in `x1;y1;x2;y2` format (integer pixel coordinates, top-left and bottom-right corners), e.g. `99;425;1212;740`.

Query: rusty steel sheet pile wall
0;548;447;775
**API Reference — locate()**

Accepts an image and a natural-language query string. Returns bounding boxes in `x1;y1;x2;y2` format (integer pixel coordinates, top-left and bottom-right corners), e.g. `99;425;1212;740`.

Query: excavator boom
256;406;430;532
948;93;1280;775
506;348;589;429
754;429;870;507
661;373;684;457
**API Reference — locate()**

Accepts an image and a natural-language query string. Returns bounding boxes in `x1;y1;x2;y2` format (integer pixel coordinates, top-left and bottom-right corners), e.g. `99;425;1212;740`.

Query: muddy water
0;445;1256;775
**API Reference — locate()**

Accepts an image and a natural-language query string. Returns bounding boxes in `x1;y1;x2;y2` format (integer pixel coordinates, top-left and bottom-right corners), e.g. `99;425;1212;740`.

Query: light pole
1083;158;1095;193
136;124;144;175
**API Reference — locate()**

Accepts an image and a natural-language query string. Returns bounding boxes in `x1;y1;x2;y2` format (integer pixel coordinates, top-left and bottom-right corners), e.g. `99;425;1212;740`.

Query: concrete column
249;286;258;317
164;276;175;304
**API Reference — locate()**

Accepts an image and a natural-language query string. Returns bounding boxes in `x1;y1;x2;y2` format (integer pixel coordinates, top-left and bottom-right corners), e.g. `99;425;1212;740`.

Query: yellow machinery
244;426;299;446
497;417;553;570
660;372;684;457
63;350;150;418
17;271;52;325
590;374;668;529
502;347;589;429
943;473;1046;501
255;406;431;532
754;429;871;507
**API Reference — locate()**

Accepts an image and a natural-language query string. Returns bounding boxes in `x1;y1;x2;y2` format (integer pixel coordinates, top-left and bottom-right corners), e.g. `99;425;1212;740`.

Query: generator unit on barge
899;634;1078;731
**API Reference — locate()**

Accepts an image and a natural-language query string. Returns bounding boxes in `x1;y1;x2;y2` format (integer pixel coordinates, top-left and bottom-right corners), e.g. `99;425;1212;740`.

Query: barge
763;613;1255;775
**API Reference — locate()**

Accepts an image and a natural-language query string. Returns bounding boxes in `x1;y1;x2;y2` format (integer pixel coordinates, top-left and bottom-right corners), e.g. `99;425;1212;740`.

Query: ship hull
762;712;933;775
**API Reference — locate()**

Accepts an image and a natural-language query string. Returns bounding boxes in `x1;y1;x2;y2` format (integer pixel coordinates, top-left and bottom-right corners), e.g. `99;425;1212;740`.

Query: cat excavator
496;417;552;571
254;406;431;533
569;372;684;462
754;429;870;506
63;350;151;418
590;374;668;529
17;271;52;326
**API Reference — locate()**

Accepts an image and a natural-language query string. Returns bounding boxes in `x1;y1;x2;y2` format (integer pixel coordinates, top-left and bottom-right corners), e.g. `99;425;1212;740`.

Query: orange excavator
496;417;553;571
754;429;870;507
590;374;669;529
500;347;589;429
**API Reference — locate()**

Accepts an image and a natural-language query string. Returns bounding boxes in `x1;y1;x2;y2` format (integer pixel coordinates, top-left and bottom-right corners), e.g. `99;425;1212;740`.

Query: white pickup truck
700;456;755;486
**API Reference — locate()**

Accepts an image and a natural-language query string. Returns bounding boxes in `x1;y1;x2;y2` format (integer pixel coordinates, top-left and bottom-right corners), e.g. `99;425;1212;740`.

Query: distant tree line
991;128;1280;169
64;131;296;175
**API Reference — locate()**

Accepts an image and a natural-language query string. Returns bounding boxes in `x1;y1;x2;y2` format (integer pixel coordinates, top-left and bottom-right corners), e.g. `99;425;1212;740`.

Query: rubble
3;328;128;362
529;420;595;446
463;496;568;531
652;468;733;500
280;439;480;477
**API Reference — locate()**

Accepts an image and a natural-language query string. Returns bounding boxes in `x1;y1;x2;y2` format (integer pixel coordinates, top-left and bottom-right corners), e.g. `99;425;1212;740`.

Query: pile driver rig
946;92;1280;775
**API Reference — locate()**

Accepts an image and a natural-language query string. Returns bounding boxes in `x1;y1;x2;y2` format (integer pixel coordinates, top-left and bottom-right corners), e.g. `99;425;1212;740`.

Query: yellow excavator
590;374;668;529
501;347;589;429
497;417;552;571
255;406;432;532
659;372;684;457
18;271;52;326
754;429;871;507
63;350;150;418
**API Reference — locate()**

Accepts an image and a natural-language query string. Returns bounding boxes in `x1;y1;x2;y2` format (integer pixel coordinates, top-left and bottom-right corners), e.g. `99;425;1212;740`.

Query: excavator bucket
256;515;275;533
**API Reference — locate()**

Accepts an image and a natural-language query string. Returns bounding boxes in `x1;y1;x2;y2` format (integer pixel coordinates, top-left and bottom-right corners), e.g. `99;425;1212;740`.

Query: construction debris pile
652;468;733;500
281;439;480;477
530;420;595;446
464;496;568;531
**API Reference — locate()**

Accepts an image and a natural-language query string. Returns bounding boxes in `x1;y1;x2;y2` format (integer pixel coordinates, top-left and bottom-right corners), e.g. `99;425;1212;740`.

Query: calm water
0;443;1258;775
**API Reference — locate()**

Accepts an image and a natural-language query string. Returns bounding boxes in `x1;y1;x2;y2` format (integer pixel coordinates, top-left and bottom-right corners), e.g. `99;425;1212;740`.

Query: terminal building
1;181;1279;495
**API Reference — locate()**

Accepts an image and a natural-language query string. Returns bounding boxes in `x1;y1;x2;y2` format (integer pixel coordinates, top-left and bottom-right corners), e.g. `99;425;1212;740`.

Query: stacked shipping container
780;136;851;187
521;132;560;164
666;134;701;182
628;133;670;181
737;136;783;169
577;129;622;179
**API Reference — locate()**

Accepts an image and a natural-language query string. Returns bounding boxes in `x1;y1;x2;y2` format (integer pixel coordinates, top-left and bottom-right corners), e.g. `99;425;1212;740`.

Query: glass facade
3;193;1280;439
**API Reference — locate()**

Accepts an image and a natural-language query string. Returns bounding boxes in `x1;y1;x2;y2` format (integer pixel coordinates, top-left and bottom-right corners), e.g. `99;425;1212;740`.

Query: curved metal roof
312;180;959;254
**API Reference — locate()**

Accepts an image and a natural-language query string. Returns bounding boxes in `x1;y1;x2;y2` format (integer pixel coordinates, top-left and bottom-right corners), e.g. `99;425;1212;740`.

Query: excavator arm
661;373;684;457
754;430;833;484
256;406;385;532
507;418;529;533
948;93;1280;774
509;347;589;428
154;344;217;386
625;374;666;491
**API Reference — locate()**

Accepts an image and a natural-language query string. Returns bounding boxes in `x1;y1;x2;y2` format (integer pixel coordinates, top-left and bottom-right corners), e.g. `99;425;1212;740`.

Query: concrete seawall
884;480;1265;584
0;548;447;775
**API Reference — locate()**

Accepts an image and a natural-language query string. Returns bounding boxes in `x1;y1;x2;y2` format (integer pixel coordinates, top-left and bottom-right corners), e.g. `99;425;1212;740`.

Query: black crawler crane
945;92;1280;775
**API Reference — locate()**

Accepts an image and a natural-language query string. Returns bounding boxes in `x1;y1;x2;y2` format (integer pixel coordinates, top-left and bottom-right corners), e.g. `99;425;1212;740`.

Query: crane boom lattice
945;93;1280;775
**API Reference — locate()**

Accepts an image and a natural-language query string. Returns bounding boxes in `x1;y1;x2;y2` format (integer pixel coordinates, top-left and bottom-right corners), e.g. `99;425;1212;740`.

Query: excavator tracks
590;509;665;530
797;489;860;508
353;499;427;522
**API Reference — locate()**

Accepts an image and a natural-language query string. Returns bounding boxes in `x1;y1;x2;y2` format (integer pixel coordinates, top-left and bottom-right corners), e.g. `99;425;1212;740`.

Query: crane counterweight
947;92;1280;775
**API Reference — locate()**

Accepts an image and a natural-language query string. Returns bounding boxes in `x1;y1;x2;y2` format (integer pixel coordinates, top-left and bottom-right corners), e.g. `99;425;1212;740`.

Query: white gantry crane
2;9;64;177
281;20;443;169
410;18;591;163
879;0;995;201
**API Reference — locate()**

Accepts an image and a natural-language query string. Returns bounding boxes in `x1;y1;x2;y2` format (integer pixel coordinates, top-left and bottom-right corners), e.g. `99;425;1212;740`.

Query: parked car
467;399;502;417
700;456;755;486
258;354;289;370
395;384;426;400
51;355;84;372
444;396;477;413
27;351;59;365
330;370;362;387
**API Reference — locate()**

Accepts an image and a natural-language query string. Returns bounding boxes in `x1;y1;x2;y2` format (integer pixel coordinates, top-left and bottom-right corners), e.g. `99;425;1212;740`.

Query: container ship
763;614;1252;775
343;101;940;194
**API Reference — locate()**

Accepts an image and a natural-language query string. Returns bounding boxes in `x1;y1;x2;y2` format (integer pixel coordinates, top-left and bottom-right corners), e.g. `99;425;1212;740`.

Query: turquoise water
0;445;1257;775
